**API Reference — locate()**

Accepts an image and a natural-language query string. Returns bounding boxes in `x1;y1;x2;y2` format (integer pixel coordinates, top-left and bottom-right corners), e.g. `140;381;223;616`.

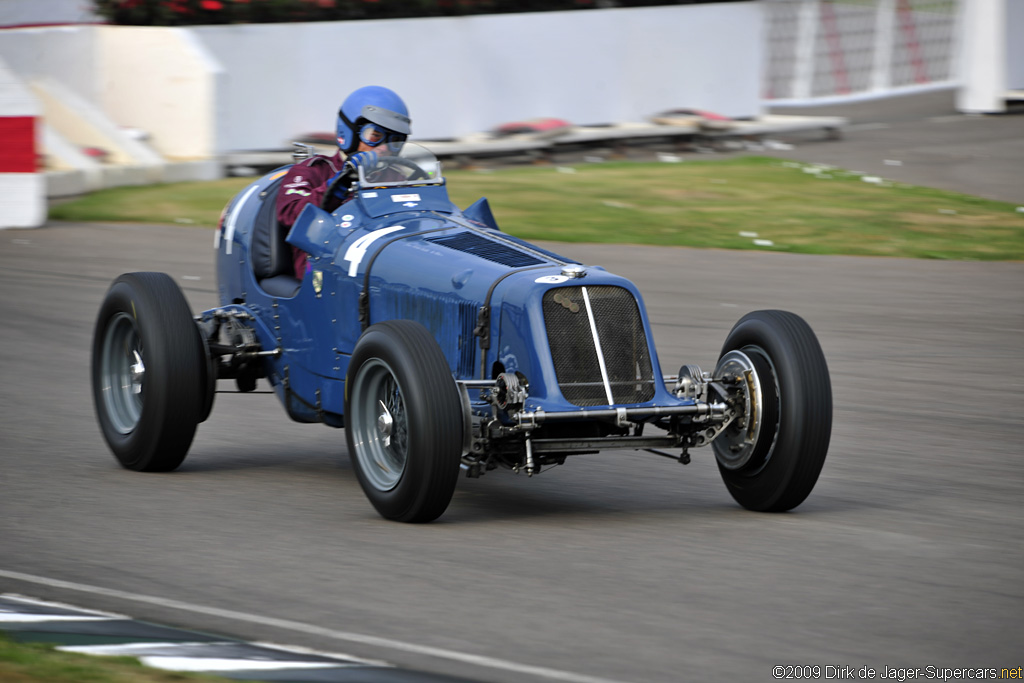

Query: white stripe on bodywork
343;226;406;277
581;286;614;405
220;184;260;255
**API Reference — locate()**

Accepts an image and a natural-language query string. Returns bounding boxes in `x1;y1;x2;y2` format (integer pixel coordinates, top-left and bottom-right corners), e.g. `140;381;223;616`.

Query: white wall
957;0;1008;112
194;3;763;152
0;26;99;102
0;0;101;27
97;27;224;159
1008;0;1024;89
0;3;762;157
0;25;224;158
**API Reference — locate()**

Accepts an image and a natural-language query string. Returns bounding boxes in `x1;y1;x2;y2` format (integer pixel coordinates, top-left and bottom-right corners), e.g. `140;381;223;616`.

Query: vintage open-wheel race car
92;143;832;522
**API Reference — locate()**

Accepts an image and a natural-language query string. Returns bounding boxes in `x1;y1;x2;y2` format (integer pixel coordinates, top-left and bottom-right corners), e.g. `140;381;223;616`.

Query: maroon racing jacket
276;151;345;279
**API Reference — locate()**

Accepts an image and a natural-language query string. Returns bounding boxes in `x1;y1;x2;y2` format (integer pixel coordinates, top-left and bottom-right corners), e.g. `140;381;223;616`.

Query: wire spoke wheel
100;312;146;435
91;272;207;472
350;359;409;491
713;310;832;512
345;320;463;522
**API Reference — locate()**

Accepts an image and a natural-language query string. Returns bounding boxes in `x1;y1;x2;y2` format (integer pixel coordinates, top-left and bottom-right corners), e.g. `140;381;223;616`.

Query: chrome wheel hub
101;312;145;435
712;349;764;470
130;350;146;395
377;399;394;447
351;359;409;491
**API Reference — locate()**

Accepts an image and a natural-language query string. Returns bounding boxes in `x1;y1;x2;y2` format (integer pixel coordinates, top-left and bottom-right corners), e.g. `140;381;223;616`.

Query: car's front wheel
91;272;207;472
345;320;463;522
712;310;832;512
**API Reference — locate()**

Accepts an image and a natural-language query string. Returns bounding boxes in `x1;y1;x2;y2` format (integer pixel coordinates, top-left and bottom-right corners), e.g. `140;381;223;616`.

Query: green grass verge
49;156;1024;260
0;633;254;683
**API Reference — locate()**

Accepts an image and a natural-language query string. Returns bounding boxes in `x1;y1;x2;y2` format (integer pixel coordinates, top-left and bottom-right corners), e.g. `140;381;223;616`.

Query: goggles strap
338;109;359;149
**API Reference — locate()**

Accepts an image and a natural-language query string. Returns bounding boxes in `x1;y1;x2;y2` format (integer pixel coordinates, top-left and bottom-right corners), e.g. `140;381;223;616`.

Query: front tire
345;320;463;522
713;310;832;512
91;272;207;472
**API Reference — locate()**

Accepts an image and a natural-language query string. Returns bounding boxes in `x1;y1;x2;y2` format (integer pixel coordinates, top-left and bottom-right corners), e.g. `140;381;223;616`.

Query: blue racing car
91;143;833;522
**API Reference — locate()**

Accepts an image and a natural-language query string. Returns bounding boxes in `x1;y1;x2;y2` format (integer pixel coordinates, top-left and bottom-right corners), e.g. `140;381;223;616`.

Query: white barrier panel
0;58;45;228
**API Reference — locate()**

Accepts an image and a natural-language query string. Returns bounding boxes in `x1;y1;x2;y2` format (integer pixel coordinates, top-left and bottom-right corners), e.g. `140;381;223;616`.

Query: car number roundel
343;226;406;277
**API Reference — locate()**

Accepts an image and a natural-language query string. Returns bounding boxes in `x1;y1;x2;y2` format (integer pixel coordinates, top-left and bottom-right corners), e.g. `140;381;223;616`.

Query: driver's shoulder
292;153;342;175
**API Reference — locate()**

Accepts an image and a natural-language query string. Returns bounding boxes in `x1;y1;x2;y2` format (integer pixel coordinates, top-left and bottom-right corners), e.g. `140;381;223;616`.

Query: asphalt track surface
2;92;1022;682
761;90;1024;204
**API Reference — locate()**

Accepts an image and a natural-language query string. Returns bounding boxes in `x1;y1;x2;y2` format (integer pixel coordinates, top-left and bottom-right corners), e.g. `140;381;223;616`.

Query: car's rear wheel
92;272;207;472
712;310;832;511
345;320;463;522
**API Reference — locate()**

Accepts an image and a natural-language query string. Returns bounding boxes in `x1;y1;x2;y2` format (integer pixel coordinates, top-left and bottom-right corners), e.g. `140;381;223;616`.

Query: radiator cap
561;265;586;278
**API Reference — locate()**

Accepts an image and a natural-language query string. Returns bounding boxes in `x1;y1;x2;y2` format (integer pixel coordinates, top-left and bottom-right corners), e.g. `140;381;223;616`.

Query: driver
276;85;411;279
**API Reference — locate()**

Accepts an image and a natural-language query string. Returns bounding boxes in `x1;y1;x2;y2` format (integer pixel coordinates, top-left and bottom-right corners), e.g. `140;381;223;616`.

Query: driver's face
357;139;403;157
355;139;377;154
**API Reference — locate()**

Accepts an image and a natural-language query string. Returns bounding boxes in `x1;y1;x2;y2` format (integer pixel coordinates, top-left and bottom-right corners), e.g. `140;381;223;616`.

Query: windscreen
357;142;444;189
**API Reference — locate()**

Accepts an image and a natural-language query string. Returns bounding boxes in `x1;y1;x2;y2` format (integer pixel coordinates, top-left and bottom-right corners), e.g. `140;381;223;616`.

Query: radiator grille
542;285;655;407
427;232;545;268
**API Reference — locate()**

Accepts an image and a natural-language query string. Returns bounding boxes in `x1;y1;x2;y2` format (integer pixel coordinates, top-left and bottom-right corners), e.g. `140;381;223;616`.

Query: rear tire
345;320;463;522
91;272;207;472
713;310;832;511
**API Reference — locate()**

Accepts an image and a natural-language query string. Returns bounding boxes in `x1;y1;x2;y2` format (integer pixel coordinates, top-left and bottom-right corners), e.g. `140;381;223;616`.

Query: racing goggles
358;122;407;148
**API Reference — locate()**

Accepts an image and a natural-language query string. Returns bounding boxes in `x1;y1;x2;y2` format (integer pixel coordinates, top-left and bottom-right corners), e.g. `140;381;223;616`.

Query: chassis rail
511;403;728;427
529;435;682;453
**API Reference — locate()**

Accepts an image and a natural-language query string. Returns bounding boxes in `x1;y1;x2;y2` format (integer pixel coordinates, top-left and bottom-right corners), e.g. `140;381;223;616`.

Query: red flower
200;0;224;9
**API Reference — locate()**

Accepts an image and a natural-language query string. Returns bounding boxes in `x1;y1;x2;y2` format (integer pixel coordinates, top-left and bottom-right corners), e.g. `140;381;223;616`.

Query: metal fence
763;0;961;104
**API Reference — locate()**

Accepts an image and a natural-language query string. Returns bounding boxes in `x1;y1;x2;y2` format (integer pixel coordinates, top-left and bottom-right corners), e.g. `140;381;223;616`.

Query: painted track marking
0;569;627;683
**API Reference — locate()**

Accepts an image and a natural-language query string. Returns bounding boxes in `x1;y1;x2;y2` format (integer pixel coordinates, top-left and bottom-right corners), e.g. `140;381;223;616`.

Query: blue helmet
336;86;411;154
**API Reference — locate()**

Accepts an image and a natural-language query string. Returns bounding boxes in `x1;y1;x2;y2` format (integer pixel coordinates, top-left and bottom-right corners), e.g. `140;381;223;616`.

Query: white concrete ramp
30;77;221;198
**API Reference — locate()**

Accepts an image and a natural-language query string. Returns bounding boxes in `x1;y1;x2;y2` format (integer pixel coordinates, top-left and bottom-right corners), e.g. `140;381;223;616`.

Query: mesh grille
427;232;545;268
542;286;655;407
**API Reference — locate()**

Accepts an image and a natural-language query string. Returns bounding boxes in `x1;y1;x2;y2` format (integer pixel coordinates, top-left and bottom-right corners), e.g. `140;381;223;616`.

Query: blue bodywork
210;149;694;434
90;144;829;517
